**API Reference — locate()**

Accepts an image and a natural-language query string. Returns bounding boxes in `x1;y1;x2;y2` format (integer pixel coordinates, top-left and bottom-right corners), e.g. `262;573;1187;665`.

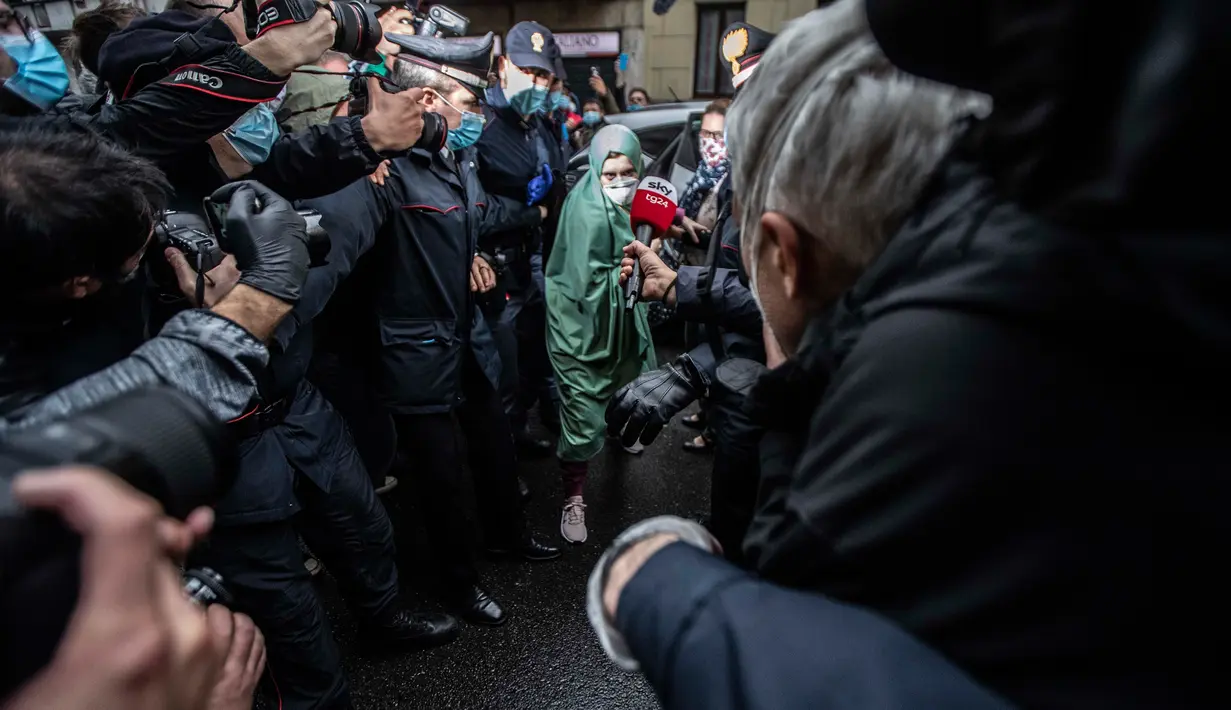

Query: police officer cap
385;31;495;95
504;21;558;74
719;22;777;89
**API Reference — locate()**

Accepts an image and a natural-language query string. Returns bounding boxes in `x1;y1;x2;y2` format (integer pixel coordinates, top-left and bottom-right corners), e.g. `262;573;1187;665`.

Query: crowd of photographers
3;0;1228;708
0;0;587;706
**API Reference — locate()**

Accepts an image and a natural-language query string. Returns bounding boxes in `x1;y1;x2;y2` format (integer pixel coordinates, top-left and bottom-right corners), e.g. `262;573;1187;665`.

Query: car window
636;124;685;161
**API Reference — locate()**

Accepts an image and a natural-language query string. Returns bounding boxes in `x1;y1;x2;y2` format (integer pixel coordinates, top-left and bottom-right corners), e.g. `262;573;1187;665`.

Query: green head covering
545;124;656;462
586;123;643;179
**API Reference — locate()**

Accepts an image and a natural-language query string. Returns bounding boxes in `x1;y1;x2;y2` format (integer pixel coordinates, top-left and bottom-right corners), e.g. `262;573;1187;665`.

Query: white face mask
603;177;637;207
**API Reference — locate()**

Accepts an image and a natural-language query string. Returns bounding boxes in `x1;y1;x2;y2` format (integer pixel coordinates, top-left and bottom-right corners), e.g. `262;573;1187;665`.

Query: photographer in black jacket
96;3;425;205
95;9;456;710
2;0;336;162
0;124;308;430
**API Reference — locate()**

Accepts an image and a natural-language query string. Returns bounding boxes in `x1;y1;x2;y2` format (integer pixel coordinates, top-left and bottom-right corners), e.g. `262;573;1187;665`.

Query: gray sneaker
560;496;588;544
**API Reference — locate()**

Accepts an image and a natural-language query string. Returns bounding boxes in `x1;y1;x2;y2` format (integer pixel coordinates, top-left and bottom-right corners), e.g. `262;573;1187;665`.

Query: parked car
565;101;709;191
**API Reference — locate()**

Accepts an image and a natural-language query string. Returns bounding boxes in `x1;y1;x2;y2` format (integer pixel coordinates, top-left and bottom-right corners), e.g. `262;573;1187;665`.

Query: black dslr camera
151;199;331;303
242;0;385;63
0;388;238;698
371;0;469;38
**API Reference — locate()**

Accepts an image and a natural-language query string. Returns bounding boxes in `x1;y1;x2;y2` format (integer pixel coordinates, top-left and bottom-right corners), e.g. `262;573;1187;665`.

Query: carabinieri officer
302;31;562;628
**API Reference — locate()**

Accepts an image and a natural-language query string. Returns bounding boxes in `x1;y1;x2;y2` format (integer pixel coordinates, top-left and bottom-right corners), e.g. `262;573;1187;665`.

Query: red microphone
625;176;680;310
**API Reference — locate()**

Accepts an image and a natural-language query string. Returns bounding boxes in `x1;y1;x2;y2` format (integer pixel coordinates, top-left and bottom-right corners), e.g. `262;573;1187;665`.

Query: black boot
450;585;506;626
359;609;462;650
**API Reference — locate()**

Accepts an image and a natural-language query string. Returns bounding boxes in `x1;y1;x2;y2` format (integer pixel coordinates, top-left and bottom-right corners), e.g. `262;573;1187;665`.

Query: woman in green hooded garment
546;124;657;544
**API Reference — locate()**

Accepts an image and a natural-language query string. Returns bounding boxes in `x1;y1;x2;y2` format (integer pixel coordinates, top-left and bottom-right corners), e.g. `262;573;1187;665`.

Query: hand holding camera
359;77;428;153
209;181;312;305
240;1;340;76
376;7;417;57
243;0;382;65
166;251;241;308
1;467;261;710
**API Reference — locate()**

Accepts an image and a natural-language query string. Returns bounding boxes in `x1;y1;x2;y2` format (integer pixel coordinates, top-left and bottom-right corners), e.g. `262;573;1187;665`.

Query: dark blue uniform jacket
475;100;567;253
302;144;542;414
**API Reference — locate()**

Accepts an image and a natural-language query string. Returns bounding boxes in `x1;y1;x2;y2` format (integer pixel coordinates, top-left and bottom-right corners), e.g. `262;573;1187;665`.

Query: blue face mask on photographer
582;111;602;127
0;29;70;112
223;101;281;166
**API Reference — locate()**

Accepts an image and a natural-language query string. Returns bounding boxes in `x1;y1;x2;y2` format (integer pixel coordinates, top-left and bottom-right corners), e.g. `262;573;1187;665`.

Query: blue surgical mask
503;65;549;117
582;111;602;127
627;103;644;112
0;29;70;112
447;109;486;151
433;89;487;151
223;101;281;166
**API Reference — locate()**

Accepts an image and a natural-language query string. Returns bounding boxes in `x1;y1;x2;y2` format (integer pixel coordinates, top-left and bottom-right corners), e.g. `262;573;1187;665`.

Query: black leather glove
210;181;310;304
606;354;709;447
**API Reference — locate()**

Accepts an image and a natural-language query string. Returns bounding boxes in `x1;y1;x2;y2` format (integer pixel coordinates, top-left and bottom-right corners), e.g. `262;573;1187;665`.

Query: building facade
454;0;817;102
11;0;816;101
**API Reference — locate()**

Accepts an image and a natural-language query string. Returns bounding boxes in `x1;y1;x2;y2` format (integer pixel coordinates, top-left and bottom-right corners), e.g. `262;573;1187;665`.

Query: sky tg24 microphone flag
629;176;679;238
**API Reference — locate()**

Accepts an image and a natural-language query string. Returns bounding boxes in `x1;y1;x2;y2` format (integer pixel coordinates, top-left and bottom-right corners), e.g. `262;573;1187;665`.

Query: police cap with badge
503;21;558;75
720;21;776;90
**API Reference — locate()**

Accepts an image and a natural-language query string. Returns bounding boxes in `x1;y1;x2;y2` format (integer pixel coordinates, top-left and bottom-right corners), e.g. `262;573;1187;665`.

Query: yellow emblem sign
531;32;545;53
722;27;749;77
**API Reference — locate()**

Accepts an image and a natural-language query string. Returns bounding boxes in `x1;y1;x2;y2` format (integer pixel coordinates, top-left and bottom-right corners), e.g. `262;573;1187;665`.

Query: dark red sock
560;459;588;499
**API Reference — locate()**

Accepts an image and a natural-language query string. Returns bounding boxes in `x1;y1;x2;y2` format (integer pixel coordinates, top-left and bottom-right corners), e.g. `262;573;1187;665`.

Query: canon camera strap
122;20;284;103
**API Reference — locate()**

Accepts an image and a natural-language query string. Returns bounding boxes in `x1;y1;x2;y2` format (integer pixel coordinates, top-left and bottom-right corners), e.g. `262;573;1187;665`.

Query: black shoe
487;534;563;562
518;476;532;505
360;609;461;650
515;429;553;459
451;585;506;626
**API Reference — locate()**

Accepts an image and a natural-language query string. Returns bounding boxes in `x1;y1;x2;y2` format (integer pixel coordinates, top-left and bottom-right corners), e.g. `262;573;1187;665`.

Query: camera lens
415;111;447;153
331;0;383;64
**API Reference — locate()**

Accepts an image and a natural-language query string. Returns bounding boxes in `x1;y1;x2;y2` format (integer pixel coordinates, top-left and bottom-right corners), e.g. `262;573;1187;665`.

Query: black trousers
479;272;521;428
392;355;522;590
708;379;764;567
196;392;400;710
309;351;398;487
482;251;557;433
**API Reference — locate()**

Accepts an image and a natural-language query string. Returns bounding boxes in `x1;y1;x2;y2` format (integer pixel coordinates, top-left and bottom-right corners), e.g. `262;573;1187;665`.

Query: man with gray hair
589;4;1007;708
601;0;1231;704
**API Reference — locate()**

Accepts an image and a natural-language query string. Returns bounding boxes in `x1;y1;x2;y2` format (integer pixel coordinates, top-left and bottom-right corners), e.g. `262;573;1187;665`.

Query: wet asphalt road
308;381;710;709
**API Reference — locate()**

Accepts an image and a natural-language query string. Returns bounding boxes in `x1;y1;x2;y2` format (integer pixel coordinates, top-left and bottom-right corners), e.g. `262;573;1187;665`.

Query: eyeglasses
699;129;723;141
